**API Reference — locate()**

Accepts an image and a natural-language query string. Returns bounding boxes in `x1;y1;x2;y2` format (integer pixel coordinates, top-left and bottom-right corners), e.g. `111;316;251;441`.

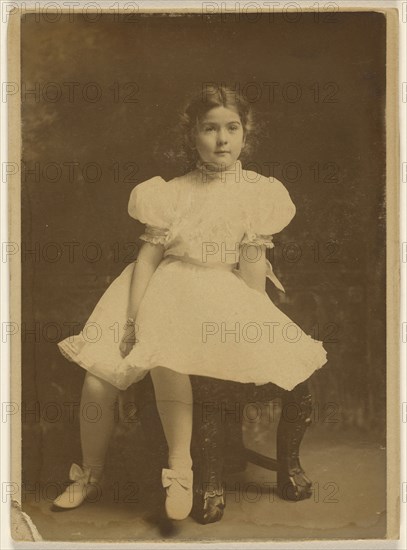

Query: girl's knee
151;367;190;385
151;368;192;404
82;372;120;402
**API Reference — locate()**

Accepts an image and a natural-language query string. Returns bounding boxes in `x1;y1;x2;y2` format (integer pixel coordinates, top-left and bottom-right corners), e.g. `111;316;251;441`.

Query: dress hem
58;338;328;393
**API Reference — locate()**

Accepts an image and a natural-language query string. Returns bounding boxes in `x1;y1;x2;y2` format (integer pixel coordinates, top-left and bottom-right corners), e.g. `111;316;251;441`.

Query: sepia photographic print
2;1;402;545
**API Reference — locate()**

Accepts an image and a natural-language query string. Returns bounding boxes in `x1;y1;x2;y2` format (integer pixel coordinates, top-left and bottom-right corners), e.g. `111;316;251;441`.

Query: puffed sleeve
128;176;174;246
240;175;296;248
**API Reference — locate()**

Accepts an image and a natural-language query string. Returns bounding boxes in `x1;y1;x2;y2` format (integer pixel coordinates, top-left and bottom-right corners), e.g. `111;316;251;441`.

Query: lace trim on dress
240;232;275;249
139;224;170;246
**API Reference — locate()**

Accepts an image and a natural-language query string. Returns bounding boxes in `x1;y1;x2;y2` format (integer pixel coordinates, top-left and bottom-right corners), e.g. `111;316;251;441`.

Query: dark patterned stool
189;376;313;524
135;373;313;524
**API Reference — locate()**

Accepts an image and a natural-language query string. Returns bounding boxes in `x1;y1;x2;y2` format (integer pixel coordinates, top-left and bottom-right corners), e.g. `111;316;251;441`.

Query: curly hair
160;84;259;173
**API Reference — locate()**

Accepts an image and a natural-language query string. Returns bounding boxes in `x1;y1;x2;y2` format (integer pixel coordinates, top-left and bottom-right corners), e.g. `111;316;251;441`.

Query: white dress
58;160;328;391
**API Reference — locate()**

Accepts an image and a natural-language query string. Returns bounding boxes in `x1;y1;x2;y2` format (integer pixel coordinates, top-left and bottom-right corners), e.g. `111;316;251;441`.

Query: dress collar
194;159;243;184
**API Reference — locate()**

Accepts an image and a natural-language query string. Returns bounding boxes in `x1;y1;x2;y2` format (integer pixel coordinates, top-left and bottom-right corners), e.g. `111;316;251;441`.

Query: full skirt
58;257;328;391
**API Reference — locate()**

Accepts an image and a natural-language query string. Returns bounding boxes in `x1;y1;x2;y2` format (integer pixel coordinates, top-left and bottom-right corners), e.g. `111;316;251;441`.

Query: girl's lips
215;151;230;154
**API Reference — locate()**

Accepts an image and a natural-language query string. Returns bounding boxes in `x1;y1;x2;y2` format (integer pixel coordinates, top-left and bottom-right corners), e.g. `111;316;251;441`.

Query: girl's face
193;106;245;170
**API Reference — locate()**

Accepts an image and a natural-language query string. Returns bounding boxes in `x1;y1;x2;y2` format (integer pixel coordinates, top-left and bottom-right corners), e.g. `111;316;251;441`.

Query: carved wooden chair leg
239;383;281;472
276;381;313;501
190;376;227;524
223;404;247;474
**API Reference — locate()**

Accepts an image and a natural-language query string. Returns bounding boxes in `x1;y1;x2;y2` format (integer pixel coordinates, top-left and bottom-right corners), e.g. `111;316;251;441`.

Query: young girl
54;85;328;520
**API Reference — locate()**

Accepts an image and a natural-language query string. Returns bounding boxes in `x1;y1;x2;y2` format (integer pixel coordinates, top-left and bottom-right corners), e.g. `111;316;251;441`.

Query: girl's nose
217;130;228;144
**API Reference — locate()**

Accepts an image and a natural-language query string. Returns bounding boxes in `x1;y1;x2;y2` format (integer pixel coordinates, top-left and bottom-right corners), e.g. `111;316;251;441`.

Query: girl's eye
229;125;239;131
204;126;215;132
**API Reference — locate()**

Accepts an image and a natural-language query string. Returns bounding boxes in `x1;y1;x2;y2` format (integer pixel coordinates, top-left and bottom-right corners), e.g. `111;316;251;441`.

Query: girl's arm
127;241;165;319
239;243;267;294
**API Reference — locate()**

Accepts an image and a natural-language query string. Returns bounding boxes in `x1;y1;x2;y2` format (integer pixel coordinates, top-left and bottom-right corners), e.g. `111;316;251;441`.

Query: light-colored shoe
53;463;101;509
162;468;193;520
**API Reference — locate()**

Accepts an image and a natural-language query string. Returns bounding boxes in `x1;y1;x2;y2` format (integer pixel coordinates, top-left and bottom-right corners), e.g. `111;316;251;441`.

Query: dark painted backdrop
20;12;386;486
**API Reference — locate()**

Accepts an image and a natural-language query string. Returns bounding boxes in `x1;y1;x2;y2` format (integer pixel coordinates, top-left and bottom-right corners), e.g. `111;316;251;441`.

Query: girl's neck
195;159;243;184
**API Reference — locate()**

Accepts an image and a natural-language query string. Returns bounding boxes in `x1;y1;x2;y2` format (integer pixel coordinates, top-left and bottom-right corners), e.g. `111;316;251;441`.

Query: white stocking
150;367;193;472
80;372;120;481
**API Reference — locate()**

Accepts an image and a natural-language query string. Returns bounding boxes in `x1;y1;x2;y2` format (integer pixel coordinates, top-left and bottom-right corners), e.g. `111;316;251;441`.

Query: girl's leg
53;372;119;509
150;367;193;472
80;372;120;481
150;367;193;519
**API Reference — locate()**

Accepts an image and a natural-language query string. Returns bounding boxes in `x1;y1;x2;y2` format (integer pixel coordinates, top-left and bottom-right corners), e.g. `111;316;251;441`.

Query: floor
19;429;387;543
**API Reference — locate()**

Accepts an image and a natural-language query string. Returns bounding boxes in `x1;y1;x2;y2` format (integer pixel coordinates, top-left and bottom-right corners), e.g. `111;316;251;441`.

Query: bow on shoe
69;463;92;483
52;463;93;509
161;468;193;520
161;468;192;490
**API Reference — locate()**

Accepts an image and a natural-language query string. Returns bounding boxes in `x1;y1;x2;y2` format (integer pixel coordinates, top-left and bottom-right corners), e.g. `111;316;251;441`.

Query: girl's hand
119;323;136;358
